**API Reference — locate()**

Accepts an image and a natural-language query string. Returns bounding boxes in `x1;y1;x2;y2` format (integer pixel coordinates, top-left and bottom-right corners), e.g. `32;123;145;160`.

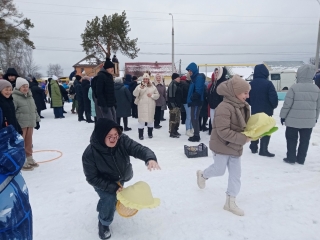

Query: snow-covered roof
125;62;177;77
264;61;305;71
73;54;102;67
226;67;254;79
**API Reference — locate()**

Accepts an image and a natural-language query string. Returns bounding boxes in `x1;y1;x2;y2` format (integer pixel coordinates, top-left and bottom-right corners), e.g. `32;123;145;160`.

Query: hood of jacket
114;82;124;90
12;89;32;98
253;64;269;79
296;64;316;84
186;63;199;79
3;68;19;80
124;74;132;83
91;118;123;149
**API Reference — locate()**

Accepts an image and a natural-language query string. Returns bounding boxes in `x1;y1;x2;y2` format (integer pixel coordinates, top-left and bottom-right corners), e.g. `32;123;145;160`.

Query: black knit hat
94;118;123;147
172;73;180;80
132;76;138;81
103;57;115;70
75;75;82;81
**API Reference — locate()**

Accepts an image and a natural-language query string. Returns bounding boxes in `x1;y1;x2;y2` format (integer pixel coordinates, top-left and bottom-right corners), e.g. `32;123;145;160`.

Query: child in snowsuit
196;75;251;216
280;64;320;165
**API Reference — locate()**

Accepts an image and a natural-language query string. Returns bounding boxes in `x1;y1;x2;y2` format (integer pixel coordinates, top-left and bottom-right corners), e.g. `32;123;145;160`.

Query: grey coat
154;82;166;108
114;82;132;118
12;89;40;128
280;64;320;129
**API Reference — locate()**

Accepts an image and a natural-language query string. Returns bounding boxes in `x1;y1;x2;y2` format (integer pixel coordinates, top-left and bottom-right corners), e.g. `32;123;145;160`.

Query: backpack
0;108;25;193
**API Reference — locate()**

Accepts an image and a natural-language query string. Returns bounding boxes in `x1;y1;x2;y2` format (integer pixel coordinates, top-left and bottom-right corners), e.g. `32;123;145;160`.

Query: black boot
208;119;212;135
259;136;275;157
188;135;200;142
170;123;180;138
250;140;259;154
85;113;94;123
138;128;144;140
98;221;111;239
148;127;153;138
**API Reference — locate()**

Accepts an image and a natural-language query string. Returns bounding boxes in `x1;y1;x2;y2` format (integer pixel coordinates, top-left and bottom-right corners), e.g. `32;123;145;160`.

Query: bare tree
23;46;41;78
47;64;63;77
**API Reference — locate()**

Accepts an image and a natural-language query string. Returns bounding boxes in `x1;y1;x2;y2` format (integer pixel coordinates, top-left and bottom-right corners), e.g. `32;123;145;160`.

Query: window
271;74;281;81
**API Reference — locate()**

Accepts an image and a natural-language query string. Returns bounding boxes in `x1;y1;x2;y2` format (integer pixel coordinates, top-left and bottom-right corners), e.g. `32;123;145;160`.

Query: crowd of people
0;59;319;239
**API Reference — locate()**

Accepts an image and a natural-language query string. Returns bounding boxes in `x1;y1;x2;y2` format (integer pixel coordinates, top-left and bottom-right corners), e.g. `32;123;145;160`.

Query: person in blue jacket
247;64;278;157
0;107;33;240
186;62;205;142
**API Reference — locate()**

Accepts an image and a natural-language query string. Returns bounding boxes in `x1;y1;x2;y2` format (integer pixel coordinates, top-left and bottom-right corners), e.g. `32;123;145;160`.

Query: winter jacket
181;80;191;104
95;69;116;108
114;82;132;118
0;121;32;240
280;64;320;129
59;85;69;102
29;81;46;111
247;64;278;116
0;94;22;133
3;68;19;89
210;76;251;157
167;80;183;110
82;120;157;193
154;82;166;107
12;89;40;128
133;84;160;123
81;79;91;112
186;63;205;107
88;87;96;117
50;80;63;108
208;67;228;109
200;85;208;117
314;72;320;89
75;79;83;104
124;74;132;89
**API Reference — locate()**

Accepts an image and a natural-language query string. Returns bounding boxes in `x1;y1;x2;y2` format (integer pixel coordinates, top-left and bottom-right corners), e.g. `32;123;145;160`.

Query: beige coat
210;78;250;157
133;84;160;123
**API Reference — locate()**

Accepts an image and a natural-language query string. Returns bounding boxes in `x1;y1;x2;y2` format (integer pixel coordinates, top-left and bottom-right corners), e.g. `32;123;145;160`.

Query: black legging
154;106;162;127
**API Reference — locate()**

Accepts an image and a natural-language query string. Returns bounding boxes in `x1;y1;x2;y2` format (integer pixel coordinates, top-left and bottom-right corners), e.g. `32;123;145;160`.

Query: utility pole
169;13;174;74
179;59;181;75
315;0;320;69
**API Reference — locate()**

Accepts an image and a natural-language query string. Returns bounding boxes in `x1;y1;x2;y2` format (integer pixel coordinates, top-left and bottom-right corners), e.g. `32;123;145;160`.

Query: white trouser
138;121;154;129
203;152;241;197
210;108;215;124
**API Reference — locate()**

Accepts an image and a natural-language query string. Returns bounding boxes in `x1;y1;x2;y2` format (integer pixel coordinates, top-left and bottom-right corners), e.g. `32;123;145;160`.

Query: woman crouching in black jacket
82;118;160;239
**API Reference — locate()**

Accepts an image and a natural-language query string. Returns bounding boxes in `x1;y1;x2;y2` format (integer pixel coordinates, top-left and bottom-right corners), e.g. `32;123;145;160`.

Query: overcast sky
14;0;320;76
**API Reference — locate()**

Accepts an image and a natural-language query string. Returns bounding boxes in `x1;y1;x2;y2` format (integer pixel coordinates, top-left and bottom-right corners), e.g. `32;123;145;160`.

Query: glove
34;122;40;130
281;118;285;126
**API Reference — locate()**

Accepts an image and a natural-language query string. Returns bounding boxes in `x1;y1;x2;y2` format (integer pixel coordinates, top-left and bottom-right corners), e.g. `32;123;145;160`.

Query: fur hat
0;80;12;92
103;57;115;69
72;77;76;81
15;77;29;90
142;73;150;80
52;75;58;81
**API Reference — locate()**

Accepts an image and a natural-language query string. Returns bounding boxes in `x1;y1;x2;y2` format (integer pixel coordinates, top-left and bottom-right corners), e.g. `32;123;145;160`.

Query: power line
21;10;315;25
33;47;313;55
16;1;318;19
30;36;316;47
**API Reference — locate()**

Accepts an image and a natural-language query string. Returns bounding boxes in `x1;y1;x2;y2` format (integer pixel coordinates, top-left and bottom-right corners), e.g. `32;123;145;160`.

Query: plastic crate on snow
184;143;208;158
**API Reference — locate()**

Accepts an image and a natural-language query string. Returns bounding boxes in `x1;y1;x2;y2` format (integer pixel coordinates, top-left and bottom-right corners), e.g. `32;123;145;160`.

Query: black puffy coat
81;79;91;112
247;64;278;116
29;81;46;111
181;80;191;104
59;85;69;102
208;67;228;109
75;80;83;104
95;69;116;108
114;82;132;117
82;119;157;193
0;94;22;134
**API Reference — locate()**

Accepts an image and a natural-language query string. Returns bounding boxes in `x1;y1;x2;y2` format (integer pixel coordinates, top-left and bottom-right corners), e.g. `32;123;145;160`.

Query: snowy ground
23;102;320;240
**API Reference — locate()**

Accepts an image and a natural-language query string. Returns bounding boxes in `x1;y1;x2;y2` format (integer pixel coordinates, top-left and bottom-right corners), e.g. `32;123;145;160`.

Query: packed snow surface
24;102;320;240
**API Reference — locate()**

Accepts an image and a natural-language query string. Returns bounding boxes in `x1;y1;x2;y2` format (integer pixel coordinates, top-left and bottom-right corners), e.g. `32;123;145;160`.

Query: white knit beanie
15;77;29;90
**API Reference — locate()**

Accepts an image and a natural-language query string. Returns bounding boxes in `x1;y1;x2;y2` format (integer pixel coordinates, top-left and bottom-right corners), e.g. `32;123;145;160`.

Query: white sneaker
196;170;206;189
223;195;244;216
186;129;194;137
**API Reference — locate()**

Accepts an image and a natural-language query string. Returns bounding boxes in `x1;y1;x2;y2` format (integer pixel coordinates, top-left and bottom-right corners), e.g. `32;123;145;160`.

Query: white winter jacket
133;84;160;123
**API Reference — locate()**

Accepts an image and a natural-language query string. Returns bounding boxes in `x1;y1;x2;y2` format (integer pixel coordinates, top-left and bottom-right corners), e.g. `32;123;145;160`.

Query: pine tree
81;11;139;59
